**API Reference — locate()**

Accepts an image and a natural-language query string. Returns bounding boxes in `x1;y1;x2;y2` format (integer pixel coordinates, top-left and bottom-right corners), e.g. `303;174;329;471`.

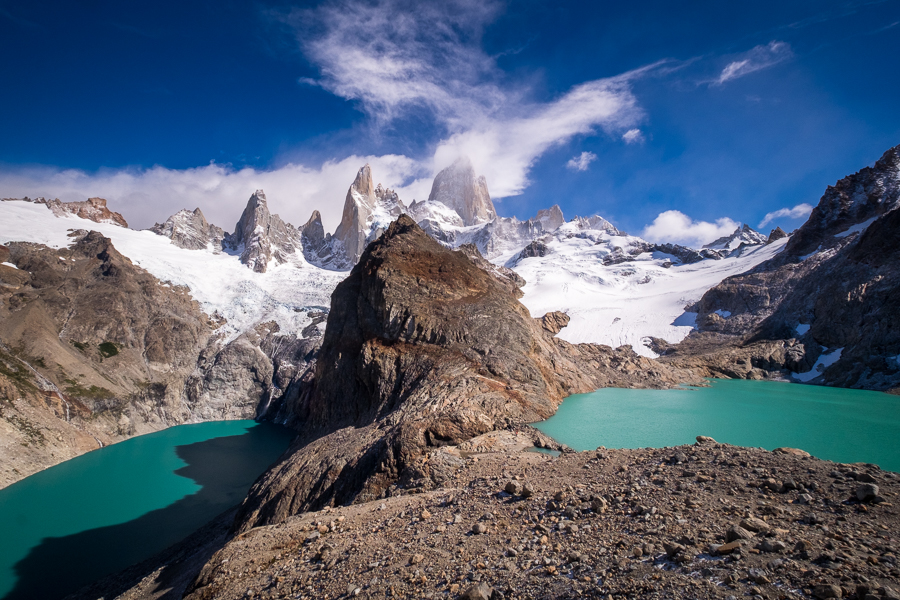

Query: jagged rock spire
427;156;496;226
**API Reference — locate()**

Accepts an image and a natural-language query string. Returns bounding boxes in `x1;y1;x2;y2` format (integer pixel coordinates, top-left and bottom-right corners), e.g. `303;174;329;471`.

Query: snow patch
1;262;17;270
795;323;810;335
714;309;731;318
0;201;346;343
799;246;821;261
792;347;843;383
835;217;877;238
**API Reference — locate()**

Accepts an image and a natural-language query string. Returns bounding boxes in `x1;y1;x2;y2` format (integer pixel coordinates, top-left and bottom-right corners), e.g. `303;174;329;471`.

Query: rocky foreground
95;431;900;600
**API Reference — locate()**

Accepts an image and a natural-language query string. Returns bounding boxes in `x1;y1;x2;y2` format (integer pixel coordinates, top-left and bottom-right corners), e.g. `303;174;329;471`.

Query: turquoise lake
533;379;900;472
0;420;295;600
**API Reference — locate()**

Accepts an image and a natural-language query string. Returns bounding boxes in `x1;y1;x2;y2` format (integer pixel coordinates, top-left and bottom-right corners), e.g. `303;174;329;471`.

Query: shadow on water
4;423;294;600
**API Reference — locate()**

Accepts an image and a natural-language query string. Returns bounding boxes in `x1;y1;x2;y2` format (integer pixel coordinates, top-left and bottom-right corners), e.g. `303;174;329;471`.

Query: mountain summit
427;156;496;226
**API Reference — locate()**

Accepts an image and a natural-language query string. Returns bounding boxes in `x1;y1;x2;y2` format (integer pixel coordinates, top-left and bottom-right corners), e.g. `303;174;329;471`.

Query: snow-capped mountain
0;155;778;356
703;223;769;252
425;156;496;226
150;207;225;251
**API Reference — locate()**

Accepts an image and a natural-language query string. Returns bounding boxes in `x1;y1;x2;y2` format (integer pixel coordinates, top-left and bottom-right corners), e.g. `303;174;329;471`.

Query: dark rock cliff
663;144;900;391
233;216;698;531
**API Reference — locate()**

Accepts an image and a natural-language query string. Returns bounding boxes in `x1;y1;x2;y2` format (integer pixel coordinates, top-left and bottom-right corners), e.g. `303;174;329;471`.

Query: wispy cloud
641;210;740;248
0;156;424;232
622;129;645;144
713;41;793;85
758;203;813;228
282;0;648;198
566;152;597;172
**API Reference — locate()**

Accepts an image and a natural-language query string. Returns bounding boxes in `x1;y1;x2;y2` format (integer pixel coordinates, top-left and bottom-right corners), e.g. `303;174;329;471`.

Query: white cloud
622;128;644;144
1;1;654;232
0;155;426;232
566;151;598;172
285;0;648;199
758;203;813;228
714;41;792;85
641;210;740;248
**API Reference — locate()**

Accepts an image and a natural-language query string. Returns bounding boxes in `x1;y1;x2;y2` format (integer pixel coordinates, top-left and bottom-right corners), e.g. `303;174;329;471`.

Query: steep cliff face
331;166;408;266
0;233;217;486
149;208;225;251
427;156;496;226
664;145;900;390
233;216;697;530
224;190;304;273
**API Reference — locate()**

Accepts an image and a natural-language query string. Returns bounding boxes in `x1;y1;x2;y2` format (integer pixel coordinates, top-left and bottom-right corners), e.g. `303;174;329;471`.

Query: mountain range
0;145;898;492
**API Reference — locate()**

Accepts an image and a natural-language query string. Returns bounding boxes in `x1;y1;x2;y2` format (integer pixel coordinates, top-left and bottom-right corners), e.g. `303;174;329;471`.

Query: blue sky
1;0;898;246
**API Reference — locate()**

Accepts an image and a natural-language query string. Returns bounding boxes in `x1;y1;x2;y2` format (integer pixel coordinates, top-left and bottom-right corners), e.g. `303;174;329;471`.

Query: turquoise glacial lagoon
533;379;900;473
0;420;295;600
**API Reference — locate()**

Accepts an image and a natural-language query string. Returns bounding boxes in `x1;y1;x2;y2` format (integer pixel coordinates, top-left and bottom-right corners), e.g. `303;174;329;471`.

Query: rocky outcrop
666;144;900;391
224;190;303;273
232;216;698;531
427;156;496;226
149;208;225;251
703;224;768;251
46;197;128;228
767;226;788;244
186;321;321;423
535;205;565;232
0;233;218;486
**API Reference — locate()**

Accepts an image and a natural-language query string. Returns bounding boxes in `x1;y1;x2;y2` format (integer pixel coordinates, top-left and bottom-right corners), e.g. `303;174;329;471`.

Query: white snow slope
0;201;346;342
512;225;788;357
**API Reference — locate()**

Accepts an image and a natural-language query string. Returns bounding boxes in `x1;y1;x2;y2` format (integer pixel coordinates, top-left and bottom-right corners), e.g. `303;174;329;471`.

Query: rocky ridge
662;144;900;391
0;227;331;488
230;215;699;532
149;208;225;251
2;196;129;227
0;232;216;485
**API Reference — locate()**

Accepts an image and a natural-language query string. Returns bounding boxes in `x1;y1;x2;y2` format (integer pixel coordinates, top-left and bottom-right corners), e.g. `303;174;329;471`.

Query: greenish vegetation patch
71;341;88;352
0;348;39;396
64;382;114;401
98;342;119;358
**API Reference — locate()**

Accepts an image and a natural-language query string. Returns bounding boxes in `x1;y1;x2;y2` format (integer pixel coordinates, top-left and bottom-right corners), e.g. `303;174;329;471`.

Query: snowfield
0;201;347;342
0;200;785;356
513;228;787;357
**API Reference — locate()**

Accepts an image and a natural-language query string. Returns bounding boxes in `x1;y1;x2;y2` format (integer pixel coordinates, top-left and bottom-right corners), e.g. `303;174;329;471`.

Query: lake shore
95;430;900;600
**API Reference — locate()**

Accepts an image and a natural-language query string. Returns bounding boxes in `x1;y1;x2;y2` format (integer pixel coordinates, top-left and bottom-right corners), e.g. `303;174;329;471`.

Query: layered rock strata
232;215;698;531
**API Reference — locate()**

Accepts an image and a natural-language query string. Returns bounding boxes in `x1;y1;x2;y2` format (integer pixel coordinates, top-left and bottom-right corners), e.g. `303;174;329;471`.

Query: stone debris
169;438;900;600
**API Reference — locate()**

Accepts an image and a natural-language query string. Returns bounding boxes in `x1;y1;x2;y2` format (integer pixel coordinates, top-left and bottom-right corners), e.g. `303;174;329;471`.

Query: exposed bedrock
665;144;900;391
233;215;699;531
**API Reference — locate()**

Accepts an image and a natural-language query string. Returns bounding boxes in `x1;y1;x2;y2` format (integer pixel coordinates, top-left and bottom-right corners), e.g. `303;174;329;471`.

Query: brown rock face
233;216;697;530
0;232;217;486
46;197;128;227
